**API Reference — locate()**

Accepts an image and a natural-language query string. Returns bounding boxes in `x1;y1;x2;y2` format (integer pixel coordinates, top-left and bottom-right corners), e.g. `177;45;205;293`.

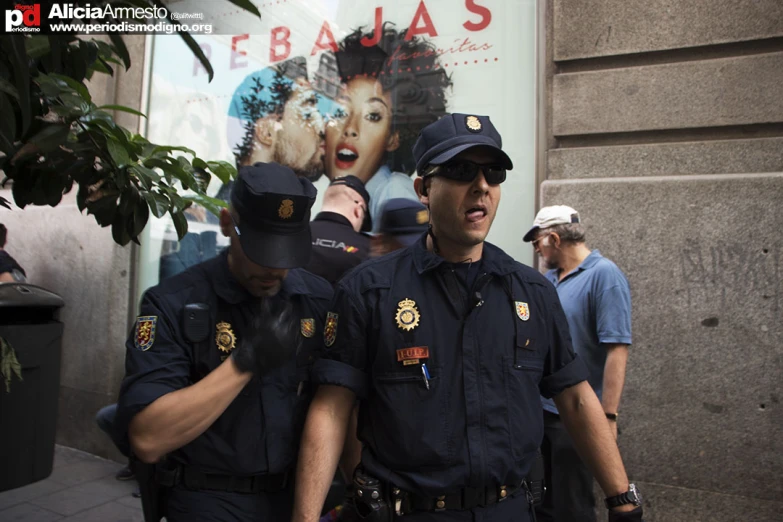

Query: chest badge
515;301;530;321
134;316;157;351
301;318;315;338
216;321;237;353
395;298;420;332
324;312;338;347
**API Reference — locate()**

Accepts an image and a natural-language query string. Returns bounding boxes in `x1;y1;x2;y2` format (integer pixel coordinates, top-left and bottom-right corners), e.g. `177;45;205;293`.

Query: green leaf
192;157;208;170
226;0;262;17
170;210;188;240
142;191;170;218
0;76;19;101
107;138;131;167
206;161;236;185
167;190;186;212
112;211;132;246
0;94;16;155
131;198;150;240
25;35;51;59
177;32;214;82
183;193;227;218
93;57;114;76
48;73;92;103
109;34;131;69
7;36;31;134
49;104;84;118
130;165;160;191
150;145;195;157
29;124;70;152
98;104;147;118
118;186;139;216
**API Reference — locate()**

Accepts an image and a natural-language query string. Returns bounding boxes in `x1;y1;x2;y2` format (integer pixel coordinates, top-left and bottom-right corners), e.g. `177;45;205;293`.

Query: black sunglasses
430;161;507;185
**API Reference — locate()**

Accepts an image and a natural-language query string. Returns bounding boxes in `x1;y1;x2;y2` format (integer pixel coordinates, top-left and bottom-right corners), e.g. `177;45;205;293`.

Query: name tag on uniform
396;346;429;366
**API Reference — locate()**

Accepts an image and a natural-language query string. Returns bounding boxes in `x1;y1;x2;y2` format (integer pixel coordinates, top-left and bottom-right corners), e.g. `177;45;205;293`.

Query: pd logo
5;4;41;33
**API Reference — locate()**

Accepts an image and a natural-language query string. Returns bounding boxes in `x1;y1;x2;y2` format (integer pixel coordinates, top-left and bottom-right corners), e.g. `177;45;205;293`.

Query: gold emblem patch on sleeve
134;316;157;351
395;298;420;332
216;321;237;353
515;302;530;321
324;312;338;347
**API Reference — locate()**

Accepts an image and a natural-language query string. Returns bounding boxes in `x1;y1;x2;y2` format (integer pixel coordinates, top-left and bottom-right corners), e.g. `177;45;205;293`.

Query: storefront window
138;0;537;297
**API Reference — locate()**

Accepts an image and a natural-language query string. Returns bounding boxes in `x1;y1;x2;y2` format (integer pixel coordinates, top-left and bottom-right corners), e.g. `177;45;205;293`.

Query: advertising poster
139;0;536;291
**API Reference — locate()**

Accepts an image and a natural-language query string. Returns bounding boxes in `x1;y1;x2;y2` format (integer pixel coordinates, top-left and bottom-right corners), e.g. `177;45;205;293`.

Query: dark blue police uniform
313;236;588;521
116;162;333;521
307;175;373;285
308;212;370;284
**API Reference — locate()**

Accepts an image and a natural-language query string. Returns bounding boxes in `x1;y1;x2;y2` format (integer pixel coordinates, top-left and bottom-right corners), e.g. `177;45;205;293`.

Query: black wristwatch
604;483;642;509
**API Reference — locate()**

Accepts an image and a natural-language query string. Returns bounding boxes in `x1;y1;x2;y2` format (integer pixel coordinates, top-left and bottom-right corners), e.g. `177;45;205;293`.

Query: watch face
629;484;642;505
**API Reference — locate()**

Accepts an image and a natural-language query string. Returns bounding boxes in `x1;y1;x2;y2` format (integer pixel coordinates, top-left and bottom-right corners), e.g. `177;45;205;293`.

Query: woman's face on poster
325;77;399;183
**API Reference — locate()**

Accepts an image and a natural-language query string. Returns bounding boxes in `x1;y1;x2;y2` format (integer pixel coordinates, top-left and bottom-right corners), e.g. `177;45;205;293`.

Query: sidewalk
0;445;143;521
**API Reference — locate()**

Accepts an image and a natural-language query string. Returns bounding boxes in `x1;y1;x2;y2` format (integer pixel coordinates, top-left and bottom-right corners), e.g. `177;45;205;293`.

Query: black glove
231;298;300;375
608;506;644;522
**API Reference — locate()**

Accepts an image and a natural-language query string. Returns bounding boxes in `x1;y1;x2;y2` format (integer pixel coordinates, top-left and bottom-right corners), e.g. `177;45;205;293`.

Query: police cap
412;113;513;174
379;198;429;247
230;162;317;269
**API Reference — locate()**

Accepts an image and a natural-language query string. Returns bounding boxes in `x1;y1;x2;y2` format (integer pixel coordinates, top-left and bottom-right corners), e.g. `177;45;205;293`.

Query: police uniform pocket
503;356;544;462
369;365;452;470
513;327;544;371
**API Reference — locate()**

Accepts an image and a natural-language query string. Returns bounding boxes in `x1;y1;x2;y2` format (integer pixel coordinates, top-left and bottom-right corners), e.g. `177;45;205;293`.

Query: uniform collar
313;211;353;228
209;250;312;304
411;234;518;276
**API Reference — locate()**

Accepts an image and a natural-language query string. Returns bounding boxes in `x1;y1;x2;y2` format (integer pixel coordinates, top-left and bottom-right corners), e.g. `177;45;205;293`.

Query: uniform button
500;486;507;498
436;500;445;509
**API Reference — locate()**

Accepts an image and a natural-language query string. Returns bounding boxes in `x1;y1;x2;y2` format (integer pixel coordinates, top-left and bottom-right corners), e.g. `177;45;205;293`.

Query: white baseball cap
523;205;580;242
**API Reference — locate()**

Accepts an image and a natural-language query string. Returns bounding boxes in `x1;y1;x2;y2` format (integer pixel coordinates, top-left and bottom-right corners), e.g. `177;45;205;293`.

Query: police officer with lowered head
370;198;430;258
115;162;333;521
291;114;644;522
307;176;371;285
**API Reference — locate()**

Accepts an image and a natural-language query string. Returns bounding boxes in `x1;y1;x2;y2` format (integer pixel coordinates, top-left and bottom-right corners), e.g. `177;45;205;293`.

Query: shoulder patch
324;312;338;347
135;316;157;351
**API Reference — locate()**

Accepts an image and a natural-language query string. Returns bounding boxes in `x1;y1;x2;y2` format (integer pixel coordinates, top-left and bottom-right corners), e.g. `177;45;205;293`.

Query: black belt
394;482;525;514
157;465;288;494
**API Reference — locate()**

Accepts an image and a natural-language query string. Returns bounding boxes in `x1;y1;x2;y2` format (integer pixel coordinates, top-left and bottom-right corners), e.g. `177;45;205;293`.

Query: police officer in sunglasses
292;114;644;522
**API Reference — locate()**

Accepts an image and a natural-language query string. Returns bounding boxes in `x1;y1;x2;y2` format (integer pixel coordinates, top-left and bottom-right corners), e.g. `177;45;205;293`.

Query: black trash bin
0;283;65;492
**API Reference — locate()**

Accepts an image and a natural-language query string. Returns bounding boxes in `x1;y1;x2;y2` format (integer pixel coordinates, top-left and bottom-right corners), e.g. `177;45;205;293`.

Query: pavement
0;445;143;521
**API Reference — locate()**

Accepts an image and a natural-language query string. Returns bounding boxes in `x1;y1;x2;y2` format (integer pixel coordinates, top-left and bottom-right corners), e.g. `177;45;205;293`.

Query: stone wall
541;1;783;520
0;35;147;462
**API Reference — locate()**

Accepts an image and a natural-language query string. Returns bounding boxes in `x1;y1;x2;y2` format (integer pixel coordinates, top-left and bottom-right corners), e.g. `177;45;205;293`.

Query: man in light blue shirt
524;205;632;522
